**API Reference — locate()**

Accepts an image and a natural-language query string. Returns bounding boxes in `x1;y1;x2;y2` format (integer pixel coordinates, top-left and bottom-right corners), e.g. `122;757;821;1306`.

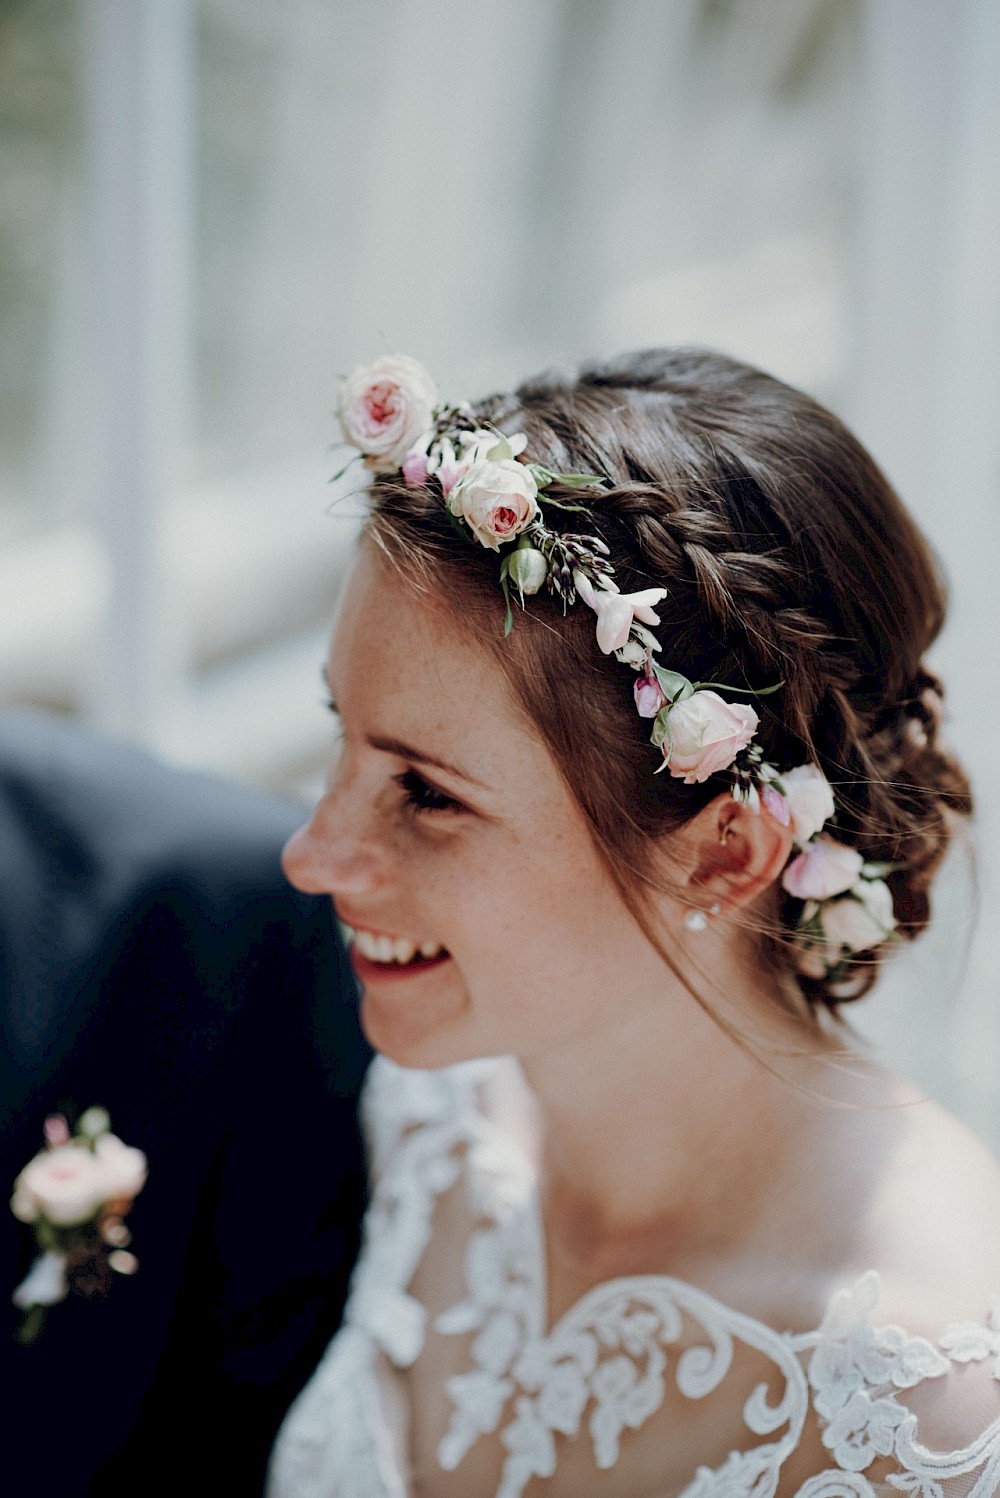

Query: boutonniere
10;1108;147;1345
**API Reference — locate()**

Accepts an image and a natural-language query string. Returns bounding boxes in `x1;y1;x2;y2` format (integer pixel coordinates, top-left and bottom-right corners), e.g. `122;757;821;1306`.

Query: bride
268;348;1000;1497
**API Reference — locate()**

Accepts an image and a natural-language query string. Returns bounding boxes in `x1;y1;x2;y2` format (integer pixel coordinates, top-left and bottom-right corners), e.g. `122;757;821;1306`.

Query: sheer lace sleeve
795;1275;1000;1498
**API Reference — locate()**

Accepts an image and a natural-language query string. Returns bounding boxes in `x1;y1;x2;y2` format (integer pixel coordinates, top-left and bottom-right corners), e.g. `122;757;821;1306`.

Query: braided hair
367;347;972;1014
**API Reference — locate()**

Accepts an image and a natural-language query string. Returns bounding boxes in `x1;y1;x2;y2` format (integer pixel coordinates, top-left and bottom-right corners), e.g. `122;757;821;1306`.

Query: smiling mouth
345;926;451;971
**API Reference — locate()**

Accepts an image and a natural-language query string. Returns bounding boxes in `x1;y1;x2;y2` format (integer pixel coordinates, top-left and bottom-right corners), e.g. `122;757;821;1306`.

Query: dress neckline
429;1057;852;1490
266;1054;1000;1498
470;1055;829;1350
411;1056;1000;1496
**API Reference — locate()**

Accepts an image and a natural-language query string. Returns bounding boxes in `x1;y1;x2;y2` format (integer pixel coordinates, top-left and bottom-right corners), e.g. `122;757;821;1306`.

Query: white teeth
349;928;444;965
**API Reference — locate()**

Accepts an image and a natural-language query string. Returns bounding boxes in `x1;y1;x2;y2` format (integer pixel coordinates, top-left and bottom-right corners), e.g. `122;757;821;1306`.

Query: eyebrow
323;670;486;789
365;734;487;789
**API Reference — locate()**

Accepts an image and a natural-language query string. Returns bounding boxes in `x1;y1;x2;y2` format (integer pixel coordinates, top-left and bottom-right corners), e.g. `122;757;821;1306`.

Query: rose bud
507;545;548;596
78;1106;111;1140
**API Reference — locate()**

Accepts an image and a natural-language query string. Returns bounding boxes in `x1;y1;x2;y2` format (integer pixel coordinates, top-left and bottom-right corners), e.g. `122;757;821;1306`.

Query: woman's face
282;542;665;1070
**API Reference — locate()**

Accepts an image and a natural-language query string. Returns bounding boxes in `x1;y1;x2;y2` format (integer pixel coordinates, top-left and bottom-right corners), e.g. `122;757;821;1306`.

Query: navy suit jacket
0;710;371;1495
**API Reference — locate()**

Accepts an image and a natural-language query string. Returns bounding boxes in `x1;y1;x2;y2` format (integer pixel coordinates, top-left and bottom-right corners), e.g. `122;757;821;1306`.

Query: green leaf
501;552;525;604
486;434;514;462
536;495;590;512
650;663;693;703
552;471;607;488
499;569;515;637
650;707;672;749
328;455;361;484
15;1305;47;1346
36;1221;57;1252
690;678;783;696
528;464;555;486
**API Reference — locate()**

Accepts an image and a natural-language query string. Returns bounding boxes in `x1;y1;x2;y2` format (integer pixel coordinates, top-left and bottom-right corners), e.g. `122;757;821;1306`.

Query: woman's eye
394;769;462;815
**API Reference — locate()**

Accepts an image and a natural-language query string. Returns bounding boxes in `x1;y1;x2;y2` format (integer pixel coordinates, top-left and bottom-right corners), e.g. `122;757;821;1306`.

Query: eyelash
394;769;463;816
323;694;461;816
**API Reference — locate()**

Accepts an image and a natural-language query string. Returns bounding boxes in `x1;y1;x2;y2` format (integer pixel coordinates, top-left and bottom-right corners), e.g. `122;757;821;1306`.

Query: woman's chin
357;960;475;1069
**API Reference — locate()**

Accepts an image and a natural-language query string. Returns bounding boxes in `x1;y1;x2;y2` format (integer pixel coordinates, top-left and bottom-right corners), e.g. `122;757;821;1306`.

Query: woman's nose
281;790;385;897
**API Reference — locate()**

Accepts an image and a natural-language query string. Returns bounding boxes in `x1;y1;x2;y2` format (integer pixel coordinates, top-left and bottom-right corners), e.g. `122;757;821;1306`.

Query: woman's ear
679;793;794;913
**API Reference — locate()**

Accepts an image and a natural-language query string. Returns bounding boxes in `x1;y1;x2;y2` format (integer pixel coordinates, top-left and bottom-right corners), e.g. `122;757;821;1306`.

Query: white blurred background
1;0;998;1141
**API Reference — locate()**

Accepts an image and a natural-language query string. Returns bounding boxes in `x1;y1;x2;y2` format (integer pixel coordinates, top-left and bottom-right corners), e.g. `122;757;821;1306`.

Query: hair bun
899;667;945;748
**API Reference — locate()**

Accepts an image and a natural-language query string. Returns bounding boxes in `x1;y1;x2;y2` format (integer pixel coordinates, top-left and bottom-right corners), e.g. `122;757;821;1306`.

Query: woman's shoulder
808;1264;1000;1449
775;1075;1000;1448
769;1066;998;1300
728;1082;1000;1486
853;1081;1000;1327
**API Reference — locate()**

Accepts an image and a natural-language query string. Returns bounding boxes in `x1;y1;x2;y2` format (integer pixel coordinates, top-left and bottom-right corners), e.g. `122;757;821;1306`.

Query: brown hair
366;347;972;1014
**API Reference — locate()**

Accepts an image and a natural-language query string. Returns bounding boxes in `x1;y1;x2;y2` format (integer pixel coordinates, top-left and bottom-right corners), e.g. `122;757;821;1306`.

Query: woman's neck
514;951;855;1273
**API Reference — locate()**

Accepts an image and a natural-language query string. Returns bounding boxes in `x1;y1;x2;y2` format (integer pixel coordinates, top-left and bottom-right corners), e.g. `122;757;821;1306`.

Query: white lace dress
268;1057;1000;1498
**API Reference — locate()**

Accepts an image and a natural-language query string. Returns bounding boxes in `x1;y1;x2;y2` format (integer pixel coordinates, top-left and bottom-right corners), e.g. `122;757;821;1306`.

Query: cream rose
447;459;540;551
820;878;895;953
94;1133;148;1203
338;354;437;471
664;691;759;783
15;1144;109;1227
780;764;835;844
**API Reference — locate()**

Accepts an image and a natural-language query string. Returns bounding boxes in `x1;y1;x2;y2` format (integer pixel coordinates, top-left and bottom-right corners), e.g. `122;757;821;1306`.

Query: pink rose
782;835;864;901
634;665;668;719
781;764;835;844
338;354;437;472
663;691;759;783
447;459;540;551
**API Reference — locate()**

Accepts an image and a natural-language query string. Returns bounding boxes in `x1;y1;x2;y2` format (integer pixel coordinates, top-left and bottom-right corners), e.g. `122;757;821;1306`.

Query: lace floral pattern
266;1058;1000;1498
267;1326;409;1498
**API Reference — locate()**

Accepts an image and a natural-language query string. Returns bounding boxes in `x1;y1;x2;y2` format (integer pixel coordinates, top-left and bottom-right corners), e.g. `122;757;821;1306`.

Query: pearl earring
683;903;721;933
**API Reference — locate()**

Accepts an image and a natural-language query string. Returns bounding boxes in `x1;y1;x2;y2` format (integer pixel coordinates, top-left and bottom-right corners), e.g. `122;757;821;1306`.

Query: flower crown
336;354;897;984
